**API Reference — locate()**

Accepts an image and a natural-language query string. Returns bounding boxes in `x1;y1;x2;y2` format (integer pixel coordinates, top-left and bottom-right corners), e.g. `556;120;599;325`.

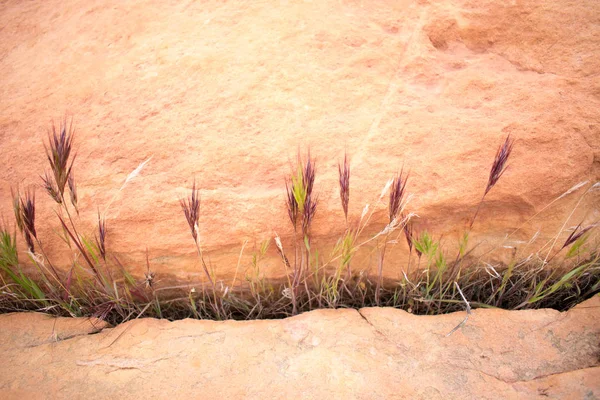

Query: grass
0;126;599;326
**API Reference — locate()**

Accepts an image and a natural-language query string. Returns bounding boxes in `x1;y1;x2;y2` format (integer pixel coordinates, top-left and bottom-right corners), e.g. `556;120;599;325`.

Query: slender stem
450;192;487;280
543;191;587;265
469;192;487;230
375;240;388;306
32;236;62;285
303;242;309;310
193;239;222;319
58;193;104;286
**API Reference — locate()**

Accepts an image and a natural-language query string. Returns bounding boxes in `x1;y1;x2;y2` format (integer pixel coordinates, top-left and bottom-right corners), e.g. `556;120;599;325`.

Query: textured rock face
0;0;599;282
1;296;599;399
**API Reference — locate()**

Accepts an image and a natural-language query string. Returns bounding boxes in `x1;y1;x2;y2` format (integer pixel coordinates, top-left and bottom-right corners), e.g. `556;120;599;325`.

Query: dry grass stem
446;282;472;337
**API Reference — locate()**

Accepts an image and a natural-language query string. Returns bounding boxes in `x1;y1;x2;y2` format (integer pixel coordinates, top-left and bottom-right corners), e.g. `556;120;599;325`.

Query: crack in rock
76;355;175;373
356;309;408;352
25;324;108;348
454;365;600;385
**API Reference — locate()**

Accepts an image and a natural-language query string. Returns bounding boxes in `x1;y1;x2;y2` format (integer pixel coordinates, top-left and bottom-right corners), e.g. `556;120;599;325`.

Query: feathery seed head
285;150;318;235
96;211;107;260
389;169;409;224
41;171;62;204
180;180;201;242
68;172;78;212
485;135;514;195
285;179;298;230
338;153;350;222
12;188;36;252
403;218;414;253
561;223;594;250
44;118;76;198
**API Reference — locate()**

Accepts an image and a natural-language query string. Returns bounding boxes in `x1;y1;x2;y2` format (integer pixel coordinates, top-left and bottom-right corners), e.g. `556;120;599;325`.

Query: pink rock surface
0;296;598;399
0;0;599;282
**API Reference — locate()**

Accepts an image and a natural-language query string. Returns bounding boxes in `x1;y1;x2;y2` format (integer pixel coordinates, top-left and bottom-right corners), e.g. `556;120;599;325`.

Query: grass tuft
0;126;598;326
180;180;224;319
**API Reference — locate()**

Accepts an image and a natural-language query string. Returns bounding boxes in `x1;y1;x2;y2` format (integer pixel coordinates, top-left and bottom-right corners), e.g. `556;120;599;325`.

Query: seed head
41;171;62;204
12;188;36;252
180;181;201;242
485;135;514;195
95;211;107;260
44;118;76;198
389;169;409;223
68;172;78;212
285;179;298;230
338;153;350;222
561;223;594;250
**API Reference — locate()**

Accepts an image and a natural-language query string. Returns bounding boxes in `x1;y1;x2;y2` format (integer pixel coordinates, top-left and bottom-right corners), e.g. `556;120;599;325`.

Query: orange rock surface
0;296;598;399
0;0;599;283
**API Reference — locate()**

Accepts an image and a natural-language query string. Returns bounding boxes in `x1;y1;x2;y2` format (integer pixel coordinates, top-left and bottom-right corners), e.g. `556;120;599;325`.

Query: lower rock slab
1;296;599;399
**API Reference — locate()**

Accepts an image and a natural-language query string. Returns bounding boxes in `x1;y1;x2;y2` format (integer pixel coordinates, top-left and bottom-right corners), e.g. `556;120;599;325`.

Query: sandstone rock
0;312;108;348
0;296;598;399
0;0;598;283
